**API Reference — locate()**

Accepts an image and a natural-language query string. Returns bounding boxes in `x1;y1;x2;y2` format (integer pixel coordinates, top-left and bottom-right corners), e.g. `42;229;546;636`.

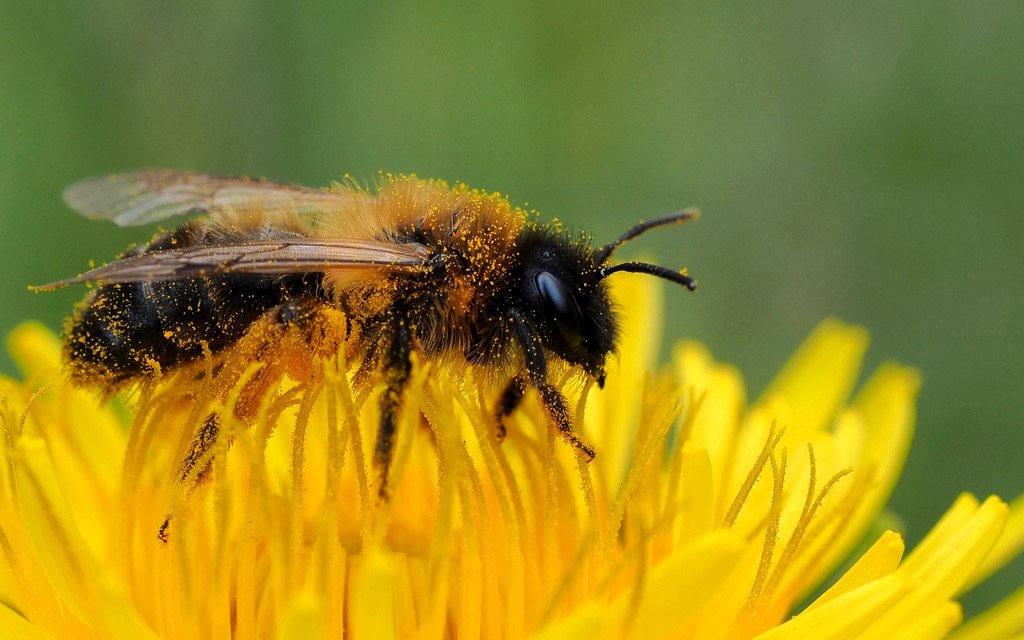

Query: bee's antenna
599;262;697;291
595;208;700;264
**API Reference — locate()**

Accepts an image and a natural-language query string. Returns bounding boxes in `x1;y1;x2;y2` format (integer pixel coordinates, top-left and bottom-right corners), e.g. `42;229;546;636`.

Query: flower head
0;274;1021;638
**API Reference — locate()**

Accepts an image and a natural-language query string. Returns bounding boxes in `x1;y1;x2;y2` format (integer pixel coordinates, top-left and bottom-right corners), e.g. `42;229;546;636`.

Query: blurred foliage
2;0;1021;613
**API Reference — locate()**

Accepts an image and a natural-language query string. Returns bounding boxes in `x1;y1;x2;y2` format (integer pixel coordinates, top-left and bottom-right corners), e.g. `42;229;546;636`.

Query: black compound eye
535;271;583;349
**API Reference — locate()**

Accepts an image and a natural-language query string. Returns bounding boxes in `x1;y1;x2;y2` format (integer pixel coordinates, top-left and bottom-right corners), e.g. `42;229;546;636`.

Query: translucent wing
63;170;346;227
33;239;429;290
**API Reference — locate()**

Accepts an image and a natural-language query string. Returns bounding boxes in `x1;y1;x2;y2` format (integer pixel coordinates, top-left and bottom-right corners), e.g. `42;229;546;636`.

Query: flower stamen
2;308;1019;638
723;423;786;529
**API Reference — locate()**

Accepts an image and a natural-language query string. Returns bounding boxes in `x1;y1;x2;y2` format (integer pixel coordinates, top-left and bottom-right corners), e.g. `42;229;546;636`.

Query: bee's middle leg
496;374;527;441
374;315;412;499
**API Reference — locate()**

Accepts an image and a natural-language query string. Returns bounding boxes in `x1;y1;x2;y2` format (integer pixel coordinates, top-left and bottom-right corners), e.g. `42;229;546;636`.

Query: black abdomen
66;223;322;385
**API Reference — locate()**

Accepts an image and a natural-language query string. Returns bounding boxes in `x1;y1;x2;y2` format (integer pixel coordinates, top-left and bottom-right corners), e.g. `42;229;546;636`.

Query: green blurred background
2;0;1021;612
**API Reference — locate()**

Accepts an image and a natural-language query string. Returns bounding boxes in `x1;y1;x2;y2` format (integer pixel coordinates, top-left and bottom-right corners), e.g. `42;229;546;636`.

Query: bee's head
519;234;617;385
518;211;700;386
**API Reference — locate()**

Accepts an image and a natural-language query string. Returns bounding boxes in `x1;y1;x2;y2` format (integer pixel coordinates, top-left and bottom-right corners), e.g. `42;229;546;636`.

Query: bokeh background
2;1;1021;612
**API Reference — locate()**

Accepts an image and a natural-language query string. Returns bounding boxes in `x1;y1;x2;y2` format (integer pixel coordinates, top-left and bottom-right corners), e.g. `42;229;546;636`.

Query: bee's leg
354;327;384;389
374;316;413;499
495;374;527;441
276;297;348;359
177;412;222;484
508;309;596;460
160;297;337;541
171;299;322;484
159;412;221;542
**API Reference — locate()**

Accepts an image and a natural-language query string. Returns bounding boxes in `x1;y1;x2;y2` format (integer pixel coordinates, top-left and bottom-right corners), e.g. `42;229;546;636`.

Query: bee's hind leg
177;413;222;485
508;308;595;461
159;296;340;542
159;413;221;542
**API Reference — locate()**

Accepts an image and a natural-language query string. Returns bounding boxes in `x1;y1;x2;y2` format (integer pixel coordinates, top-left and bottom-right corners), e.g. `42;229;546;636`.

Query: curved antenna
599;261;697;291
595;208;700;264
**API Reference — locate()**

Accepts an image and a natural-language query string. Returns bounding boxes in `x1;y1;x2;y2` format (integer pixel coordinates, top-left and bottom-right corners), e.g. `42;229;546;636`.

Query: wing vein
32;239;430;290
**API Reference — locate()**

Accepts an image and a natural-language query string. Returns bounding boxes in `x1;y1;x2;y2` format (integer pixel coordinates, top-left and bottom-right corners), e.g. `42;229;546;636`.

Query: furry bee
40;171;698;501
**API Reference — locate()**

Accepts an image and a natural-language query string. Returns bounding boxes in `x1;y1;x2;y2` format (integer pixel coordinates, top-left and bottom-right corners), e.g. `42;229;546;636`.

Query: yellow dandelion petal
14;437;94;625
905;496;1008;598
672;341;745;518
805;530;905;610
756;319;868;437
950;585;1024;640
0;603;59;640
7;322;62;382
899;601;964;640
587;272;663;484
674;442;715;543
527;602;606;640
616;530;747;638
753;573;914;640
862;495;1008;636
94;573;157;640
962;493;1024;592
532;531;747;640
852;362;920;497
900;494;1000;588
278;592;328;640
805;362;920;589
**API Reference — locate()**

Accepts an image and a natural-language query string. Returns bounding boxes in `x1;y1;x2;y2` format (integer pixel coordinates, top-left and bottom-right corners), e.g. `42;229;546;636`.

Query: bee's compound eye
535;271;583;349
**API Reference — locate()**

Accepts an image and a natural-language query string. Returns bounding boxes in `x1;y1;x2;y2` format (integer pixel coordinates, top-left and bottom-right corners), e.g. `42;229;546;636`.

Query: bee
39;171;698;505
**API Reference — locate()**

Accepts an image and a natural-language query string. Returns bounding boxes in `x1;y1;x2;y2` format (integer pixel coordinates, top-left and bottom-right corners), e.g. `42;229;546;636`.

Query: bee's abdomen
65;225;322;386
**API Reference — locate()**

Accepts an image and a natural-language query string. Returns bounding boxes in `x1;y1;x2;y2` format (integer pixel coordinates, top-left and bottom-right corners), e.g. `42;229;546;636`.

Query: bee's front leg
508;308;595;461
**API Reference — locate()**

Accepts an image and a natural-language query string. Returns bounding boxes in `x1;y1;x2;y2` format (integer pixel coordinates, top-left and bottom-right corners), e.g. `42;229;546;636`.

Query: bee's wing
33;239;430;290
63;171;347;227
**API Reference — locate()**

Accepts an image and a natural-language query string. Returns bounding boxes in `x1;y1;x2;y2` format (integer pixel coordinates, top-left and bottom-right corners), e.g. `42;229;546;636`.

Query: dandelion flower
0;274;1021;639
